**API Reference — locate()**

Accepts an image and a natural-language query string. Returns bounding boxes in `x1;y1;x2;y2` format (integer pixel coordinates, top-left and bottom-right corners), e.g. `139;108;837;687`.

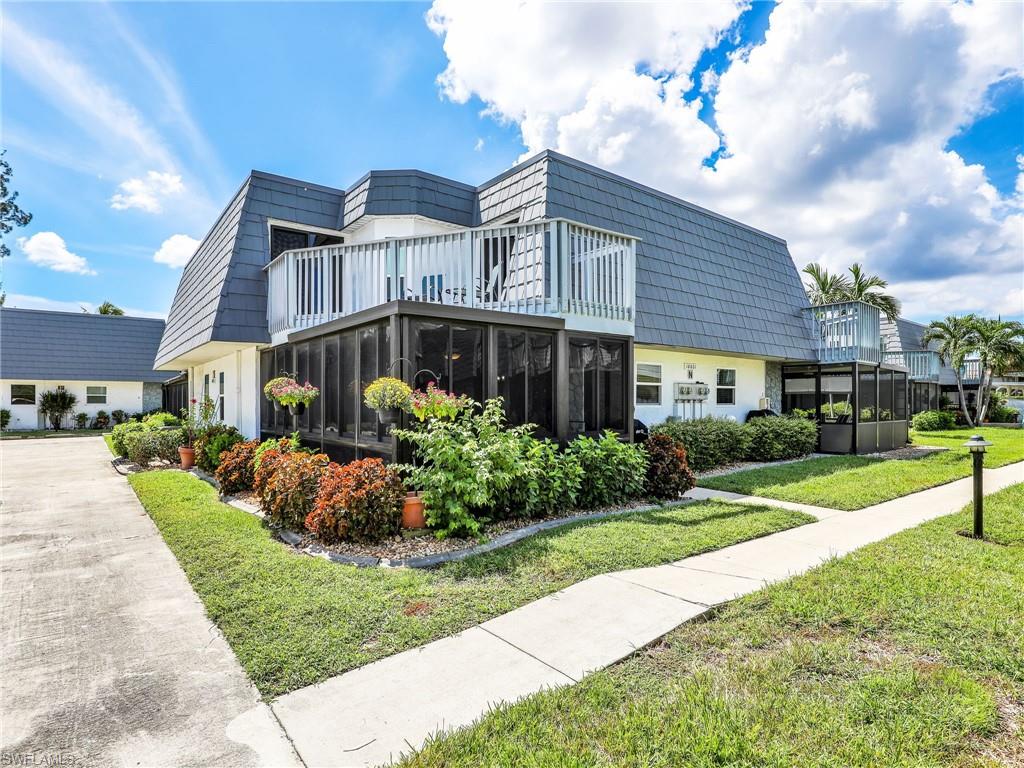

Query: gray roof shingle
1;308;174;382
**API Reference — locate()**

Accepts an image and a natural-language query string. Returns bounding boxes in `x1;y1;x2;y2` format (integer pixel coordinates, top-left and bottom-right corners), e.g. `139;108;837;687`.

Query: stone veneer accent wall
764;362;782;412
143;382;163;412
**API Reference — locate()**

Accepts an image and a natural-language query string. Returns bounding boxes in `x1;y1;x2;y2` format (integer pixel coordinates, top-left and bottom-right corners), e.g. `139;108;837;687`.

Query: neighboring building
0;308;176;429
157;150;930;457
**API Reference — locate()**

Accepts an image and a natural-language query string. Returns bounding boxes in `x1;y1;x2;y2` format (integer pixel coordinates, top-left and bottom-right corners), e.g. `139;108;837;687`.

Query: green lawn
103;433;115;455
700;426;1024;510
1;428;109;440
404;483;1024;767
128;471;813;697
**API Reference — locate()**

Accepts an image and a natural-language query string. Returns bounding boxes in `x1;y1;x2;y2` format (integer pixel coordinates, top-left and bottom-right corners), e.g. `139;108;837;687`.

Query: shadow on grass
703;455;883;492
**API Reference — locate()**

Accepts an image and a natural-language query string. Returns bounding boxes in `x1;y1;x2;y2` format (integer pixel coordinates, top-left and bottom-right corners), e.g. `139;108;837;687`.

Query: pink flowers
410;383;473;421
267;377;320;407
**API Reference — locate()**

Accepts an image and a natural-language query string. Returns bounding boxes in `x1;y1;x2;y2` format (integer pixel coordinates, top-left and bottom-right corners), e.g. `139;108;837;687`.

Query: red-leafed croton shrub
307;458;405;543
257;451;330;529
214;439;260;495
642;433;696;500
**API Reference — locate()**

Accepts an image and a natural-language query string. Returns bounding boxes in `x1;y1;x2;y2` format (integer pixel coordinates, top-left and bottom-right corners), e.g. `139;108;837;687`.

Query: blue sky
3;1;1022;322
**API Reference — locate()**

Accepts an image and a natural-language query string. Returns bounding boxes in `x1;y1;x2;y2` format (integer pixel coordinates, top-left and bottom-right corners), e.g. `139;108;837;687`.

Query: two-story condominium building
156;150;933;460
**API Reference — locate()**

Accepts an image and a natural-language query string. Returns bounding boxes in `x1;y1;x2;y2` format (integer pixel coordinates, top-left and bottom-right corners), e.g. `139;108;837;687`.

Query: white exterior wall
345;216;459;243
0;379;145;430
188;346;261;439
633;347;769;427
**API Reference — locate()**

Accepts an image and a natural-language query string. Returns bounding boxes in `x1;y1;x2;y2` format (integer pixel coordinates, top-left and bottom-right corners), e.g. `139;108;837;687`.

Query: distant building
0;308;178;429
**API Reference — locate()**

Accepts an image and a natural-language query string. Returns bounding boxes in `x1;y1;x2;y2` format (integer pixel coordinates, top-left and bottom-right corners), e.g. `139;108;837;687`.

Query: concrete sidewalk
0;437;299;767
271;461;1024;768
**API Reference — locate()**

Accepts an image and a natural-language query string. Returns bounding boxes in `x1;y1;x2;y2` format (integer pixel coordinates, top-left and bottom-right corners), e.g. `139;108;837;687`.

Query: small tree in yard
38;388;78;430
972;317;1024;424
923;315;980;427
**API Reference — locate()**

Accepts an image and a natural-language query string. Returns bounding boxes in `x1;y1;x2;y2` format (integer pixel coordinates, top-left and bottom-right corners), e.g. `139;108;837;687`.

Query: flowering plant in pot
363;377;412;425
410;383;474;422
263;376;291;412
268;378;320;416
179;396;215;470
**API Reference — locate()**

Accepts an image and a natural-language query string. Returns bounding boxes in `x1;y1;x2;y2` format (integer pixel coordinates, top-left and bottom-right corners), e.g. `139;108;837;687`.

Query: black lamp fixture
963;434;992;538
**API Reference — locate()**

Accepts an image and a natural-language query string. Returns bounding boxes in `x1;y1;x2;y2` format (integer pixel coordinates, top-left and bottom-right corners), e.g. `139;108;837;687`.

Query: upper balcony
806;300;883;365
882;350;942;381
266;218;637;341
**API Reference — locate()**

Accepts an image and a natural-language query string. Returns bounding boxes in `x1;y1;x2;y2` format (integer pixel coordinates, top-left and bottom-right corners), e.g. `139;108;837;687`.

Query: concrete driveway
0;437;299;767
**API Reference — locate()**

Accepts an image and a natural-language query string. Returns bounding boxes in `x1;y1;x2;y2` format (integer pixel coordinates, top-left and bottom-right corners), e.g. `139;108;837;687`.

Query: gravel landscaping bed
223;492;679;568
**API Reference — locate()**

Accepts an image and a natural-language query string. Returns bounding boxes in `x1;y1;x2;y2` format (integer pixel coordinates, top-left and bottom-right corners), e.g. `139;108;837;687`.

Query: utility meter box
674;382;709;402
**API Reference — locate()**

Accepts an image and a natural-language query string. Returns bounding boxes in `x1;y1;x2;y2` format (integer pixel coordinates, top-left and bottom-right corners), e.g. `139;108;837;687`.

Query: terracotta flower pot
178;446;195;470
402;492;426;529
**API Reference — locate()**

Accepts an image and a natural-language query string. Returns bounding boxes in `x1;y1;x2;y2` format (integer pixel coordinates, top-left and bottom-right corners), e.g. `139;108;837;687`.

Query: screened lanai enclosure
259;301;632;463
786;300;940;454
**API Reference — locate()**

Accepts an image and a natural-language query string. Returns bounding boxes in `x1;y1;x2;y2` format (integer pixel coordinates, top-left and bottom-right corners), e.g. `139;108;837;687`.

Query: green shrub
111;421;147;457
566;431;648;509
143;411;181;428
111;409;128;425
744;416;818;462
253;432;302;471
39;388;78;430
92;410;111;429
987;405;1019;424
194;424;243;473
911;410;957;431
643;433;696;500
258;451;331;530
0;409;10;430
395;398;535;537
653;417;750;472
123;427;183;466
505;437;584;519
75;412;89;429
308;458;405;543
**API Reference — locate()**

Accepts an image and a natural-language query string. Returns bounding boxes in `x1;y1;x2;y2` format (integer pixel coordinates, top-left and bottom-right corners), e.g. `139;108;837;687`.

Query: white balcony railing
807;301;882;364
882;349;941;381
266;219;637;336
960;359;983;382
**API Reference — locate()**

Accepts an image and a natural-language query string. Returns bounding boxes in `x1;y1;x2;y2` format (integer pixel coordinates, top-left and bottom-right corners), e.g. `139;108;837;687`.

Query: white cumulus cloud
427;0;1024;322
110;171;185;213
152;233;199;268
17;232;97;276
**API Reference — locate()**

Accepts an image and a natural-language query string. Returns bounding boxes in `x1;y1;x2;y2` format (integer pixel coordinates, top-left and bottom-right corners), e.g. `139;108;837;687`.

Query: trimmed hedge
911;410;957;431
744;416;818;462
652;417;750;472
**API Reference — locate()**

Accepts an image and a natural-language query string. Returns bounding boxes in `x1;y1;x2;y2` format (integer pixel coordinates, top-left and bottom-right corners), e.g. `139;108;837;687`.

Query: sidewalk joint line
606;572;713;608
477;625;580;684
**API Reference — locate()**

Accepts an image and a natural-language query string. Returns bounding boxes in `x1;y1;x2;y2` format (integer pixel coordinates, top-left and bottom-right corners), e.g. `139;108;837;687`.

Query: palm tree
922;315;980;427
846;263;901;322
971;317;1024;424
97;301;124;315
38;387;78;431
802;263;901;321
802;264;851;305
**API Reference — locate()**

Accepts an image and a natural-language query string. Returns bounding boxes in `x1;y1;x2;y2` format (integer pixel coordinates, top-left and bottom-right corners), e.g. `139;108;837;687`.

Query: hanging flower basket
409;383;474;421
363;377;412;424
265;377;319;414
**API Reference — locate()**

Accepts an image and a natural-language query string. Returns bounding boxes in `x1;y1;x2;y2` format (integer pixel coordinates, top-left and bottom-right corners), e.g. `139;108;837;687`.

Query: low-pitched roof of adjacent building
1;307;173;383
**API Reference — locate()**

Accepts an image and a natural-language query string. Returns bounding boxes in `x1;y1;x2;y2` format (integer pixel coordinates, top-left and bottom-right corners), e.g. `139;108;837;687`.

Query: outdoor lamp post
963;434;992;538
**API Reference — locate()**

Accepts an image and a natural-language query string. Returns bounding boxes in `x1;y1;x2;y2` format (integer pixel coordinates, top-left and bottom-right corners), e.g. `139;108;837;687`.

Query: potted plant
273;379;320;416
263;376;291;412
363;377;412;425
402;491;426;529
179;396;214;470
409;383;473;421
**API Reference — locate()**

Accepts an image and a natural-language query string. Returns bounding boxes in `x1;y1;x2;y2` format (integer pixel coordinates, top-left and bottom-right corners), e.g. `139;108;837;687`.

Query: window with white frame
635;363;662;405
218;371;225;420
716;369;736;405
86;385;107;404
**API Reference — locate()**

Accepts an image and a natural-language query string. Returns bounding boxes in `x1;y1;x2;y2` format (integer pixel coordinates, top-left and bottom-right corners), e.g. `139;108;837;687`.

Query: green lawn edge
402;483;1024;767
700;427;1024;510
128;470;813;697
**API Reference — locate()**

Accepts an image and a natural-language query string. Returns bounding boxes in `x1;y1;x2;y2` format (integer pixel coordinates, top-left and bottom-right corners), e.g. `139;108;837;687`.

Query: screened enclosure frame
261;300;634;462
